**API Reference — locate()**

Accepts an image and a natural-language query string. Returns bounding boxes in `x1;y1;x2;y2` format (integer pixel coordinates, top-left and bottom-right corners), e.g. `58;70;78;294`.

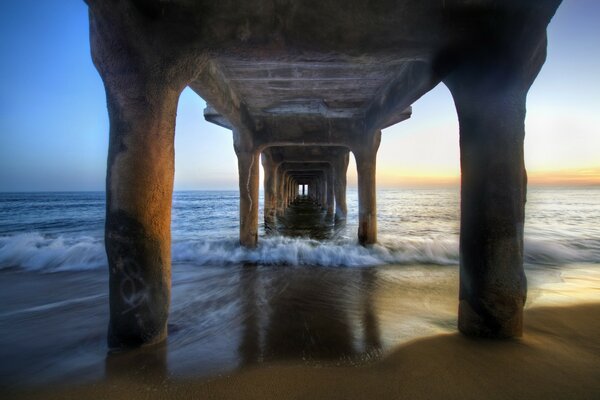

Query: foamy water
0;188;599;271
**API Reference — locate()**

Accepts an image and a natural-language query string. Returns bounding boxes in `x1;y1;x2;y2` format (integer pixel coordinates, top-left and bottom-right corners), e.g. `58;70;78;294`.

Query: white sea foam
0;233;106;272
1;232;599;272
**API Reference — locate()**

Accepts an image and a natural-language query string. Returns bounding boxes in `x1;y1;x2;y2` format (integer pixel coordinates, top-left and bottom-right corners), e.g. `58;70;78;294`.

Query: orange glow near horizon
371;167;600;188
526;167;600;186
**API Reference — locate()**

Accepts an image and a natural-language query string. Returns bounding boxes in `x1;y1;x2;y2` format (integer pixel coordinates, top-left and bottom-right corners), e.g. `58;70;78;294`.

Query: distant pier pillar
334;151;349;221
326;169;335;215
261;151;277;229
235;137;260;248
353;130;381;245
315;178;322;208
293;179;298;200
277;168;286;215
274;167;282;216
320;176;327;210
444;33;549;338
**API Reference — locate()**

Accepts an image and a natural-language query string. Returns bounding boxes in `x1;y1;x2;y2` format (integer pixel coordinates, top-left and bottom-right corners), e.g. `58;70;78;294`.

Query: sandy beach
2;263;599;399
7;303;600;400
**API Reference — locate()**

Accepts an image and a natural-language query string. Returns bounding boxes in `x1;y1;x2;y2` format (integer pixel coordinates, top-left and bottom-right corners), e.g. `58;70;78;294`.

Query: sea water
1;187;599;271
0;187;599;387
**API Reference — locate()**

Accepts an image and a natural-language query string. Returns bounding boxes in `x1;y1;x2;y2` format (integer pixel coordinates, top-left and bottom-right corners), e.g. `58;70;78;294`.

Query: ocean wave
1;232;599;272
173;236;460;267
0;233;106;272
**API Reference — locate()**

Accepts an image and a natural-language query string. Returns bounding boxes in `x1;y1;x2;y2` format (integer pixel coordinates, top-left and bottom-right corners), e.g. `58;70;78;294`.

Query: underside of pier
85;0;562;348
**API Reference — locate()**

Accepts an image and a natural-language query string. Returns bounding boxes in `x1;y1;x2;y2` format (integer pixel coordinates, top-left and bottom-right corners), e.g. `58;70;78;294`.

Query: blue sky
0;0;598;191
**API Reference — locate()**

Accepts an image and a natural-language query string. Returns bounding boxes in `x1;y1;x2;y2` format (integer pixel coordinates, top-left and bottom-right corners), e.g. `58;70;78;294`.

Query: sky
0;1;598;191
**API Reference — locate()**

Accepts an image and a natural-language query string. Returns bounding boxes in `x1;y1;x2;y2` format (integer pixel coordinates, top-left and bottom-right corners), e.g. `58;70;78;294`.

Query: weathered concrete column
288;176;293;205
444;32;549;338
261;151;277;229
353;130;381;245
283;175;290;207
326;170;335;215
89;11;191;348
292;180;297;201
316;179;320;203
235;140;260;248
281;170;288;208
320;177;327;209
334;151;350;221
276;167;286;216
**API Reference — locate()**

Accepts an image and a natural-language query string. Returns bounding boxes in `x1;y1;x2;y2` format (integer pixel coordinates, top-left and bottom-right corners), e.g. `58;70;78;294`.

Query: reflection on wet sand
262;268;362;361
104;265;387;381
238;264;261;365
3;260;600;398
361;268;382;353
105;341;168;383
239;264;383;365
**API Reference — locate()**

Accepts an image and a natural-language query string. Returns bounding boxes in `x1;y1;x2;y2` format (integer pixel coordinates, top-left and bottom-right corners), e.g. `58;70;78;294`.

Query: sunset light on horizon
0;1;599;191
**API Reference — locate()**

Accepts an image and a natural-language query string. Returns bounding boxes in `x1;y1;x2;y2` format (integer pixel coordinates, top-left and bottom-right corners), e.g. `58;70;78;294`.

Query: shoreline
5;301;600;399
1;262;599;399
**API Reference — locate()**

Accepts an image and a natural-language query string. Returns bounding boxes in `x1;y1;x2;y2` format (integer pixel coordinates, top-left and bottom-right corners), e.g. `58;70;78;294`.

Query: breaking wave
1;232;599;273
0;233;106;272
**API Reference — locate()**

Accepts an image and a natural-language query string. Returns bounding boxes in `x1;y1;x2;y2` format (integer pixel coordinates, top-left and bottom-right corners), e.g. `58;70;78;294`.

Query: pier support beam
444;32;549;338
235;143;260;248
261;151;277;230
334;151;349;221
276;167;286;216
89;12;192;348
353;130;381;245
326;169;335;215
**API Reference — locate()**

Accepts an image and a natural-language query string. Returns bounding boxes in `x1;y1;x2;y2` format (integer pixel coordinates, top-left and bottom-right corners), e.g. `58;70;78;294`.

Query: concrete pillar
276;167;285;216
318;177;324;207
285;175;291;207
288;176;292;205
292;179;297;201
283;173;290;206
354;130;381;245
334;151;350;221
290;177;295;202
280;170;287;212
321;177;327;210
444;35;548;338
326;171;334;215
89;14;189;348
236;146;260;248
261;151;277;229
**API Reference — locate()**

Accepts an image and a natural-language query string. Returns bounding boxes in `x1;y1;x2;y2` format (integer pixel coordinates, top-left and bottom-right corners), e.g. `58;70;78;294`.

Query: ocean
1;187;599;387
1;187;599;271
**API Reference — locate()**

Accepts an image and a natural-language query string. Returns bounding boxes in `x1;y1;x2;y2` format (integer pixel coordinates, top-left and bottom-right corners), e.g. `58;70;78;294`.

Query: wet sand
2;263;599;399
6;302;600;399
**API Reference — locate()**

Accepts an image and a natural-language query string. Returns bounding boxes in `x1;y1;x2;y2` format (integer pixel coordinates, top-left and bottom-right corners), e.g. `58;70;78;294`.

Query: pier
85;0;562;348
